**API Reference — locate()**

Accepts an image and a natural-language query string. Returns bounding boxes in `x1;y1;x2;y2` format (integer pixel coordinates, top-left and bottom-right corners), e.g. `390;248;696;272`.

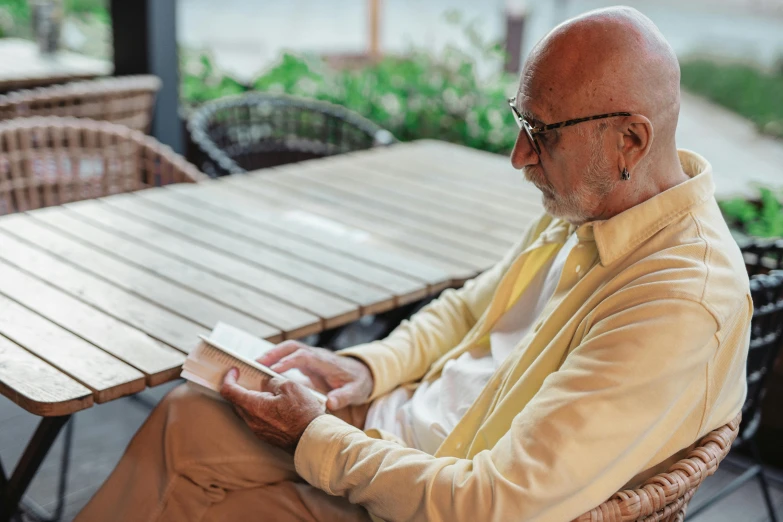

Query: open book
181;322;327;404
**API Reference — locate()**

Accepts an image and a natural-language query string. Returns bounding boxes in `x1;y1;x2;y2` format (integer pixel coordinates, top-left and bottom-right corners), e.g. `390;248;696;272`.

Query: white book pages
180;322;325;403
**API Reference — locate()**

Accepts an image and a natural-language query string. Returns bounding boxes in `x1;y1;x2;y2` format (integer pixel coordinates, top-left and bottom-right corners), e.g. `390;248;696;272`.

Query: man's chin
542;196;587;225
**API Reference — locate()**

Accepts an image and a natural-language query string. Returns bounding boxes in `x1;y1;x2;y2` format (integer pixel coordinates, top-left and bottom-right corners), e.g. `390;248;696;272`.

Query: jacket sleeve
338;215;548;400
295;296;741;522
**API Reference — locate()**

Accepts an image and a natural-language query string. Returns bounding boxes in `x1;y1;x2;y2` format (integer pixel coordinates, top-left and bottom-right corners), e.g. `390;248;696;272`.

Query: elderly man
77;6;750;522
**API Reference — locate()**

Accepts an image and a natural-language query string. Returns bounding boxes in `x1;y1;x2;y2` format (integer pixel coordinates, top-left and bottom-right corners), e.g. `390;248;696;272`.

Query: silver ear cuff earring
621;168;630;181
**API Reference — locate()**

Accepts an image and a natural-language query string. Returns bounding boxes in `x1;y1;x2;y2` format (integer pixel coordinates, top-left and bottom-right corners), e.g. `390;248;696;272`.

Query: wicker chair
0;75;161;133
574;413;741;522
187;92;397;177
0;117;207;215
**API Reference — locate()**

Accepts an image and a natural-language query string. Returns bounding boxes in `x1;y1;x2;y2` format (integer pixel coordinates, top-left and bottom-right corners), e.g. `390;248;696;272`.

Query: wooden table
0;38;112;93
0;140;542;519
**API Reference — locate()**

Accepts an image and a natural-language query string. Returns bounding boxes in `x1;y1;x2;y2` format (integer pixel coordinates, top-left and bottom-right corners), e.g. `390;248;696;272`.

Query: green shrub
720;187;783;238
680;59;783;139
181;16;520;154
0;0;108;37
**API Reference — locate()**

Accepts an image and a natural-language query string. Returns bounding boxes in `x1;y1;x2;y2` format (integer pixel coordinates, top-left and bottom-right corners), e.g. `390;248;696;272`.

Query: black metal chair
689;251;783;520
740;237;783;276
187;93;397;177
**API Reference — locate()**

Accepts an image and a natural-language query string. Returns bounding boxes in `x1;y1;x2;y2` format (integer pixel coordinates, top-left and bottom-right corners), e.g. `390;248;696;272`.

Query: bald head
520;6;681;148
511;7;690;225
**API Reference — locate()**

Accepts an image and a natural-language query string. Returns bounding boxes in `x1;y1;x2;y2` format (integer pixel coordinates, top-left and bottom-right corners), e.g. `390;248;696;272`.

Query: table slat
31;207;321;339
222;177;489;274
0;214;281;341
134;189;429;305
367;143;535;199
65;200;361;329
404;141;533;190
166;183;454;288
338;157;540;221
261;174;509;259
276;165;521;247
0;229;208;354
0;291;144;404
358;152;541;210
100;194;398;315
0;258;184;386
0;335;93;416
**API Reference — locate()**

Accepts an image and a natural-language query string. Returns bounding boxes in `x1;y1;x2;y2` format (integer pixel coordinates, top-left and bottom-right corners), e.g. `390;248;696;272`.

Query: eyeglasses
508;96;631;155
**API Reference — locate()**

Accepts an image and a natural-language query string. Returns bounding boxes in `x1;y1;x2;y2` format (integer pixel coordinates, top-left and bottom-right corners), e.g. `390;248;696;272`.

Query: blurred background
0;1;782;520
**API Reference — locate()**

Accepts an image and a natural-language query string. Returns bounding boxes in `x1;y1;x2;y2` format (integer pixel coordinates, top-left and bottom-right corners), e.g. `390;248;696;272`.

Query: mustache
523;167;553;192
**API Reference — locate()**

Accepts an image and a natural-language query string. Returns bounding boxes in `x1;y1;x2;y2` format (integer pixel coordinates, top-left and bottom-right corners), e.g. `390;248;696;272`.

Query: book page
210;321;276;360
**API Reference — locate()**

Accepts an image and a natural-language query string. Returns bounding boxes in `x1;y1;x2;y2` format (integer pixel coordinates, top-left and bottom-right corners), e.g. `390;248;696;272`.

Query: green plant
63;0;108;23
720;186;783;238
0;0;30;37
681;59;783;139
0;0;109;38
181;15;520;154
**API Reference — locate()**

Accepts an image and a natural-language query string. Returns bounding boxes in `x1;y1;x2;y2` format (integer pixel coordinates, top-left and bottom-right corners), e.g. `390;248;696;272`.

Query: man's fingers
260;376;288;395
326;383;359;411
220;368;255;407
270;350;318;374
257;341;305;367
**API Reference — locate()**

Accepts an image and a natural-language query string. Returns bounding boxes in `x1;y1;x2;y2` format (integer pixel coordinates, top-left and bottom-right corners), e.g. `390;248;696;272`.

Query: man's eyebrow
522;110;544;127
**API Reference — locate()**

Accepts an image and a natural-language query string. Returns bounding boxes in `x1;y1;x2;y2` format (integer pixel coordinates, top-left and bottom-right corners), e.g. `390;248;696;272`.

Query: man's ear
617;115;653;172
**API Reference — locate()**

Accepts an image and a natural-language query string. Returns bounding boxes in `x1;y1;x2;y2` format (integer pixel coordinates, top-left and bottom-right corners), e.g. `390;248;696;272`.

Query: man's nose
510;133;539;169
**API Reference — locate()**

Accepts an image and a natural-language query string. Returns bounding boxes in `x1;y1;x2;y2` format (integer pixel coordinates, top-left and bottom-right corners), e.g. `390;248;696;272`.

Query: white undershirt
364;233;579;454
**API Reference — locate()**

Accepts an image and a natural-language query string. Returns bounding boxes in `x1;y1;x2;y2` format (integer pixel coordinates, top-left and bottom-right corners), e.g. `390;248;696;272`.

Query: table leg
0;415;71;522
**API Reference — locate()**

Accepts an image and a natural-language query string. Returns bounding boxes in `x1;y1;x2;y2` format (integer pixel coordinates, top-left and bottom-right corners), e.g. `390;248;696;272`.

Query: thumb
326;383;359;411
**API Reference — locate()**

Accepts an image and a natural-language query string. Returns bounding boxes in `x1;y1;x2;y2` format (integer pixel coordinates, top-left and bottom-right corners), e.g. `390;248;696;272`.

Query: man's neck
591;149;689;222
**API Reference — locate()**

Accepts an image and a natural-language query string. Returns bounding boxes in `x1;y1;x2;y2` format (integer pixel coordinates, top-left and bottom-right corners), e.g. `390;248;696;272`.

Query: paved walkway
678;91;783;198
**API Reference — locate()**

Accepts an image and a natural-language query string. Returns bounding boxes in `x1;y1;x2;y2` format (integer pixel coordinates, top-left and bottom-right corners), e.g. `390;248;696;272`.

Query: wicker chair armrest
573;413;741;522
142;137;209;185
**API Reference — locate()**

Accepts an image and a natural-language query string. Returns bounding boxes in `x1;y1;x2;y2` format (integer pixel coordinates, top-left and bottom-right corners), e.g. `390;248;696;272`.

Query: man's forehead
517;58;567;120
514;89;547;125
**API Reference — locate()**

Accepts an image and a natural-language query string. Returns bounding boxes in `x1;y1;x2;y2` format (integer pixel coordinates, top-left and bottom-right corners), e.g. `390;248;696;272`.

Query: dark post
504;5;527;74
110;0;183;154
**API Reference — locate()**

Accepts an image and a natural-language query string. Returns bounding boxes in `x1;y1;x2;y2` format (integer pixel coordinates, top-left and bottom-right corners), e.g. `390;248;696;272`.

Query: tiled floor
1;382;782;521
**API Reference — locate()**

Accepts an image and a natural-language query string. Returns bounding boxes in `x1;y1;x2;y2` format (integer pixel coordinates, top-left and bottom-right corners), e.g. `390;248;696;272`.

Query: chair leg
750;441;779;522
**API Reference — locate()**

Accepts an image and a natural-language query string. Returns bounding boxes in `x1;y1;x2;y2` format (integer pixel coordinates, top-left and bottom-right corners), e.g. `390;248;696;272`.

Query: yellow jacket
294;150;751;521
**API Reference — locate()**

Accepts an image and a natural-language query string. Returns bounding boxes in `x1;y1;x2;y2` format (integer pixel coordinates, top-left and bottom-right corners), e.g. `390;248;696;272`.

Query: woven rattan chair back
0;76;161;134
187;92;396;177
0;117;206;215
573;414;741;521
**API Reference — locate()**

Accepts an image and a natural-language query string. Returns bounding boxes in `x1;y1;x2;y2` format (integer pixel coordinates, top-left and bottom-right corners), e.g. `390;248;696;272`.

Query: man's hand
220;368;325;454
258;340;374;411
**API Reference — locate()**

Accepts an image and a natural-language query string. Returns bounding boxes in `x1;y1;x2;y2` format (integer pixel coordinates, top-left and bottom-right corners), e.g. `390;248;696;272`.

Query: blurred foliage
181;15;519;154
64;0;109;23
0;0;28;37
720;187;783;238
0;0;108;38
681;59;783;139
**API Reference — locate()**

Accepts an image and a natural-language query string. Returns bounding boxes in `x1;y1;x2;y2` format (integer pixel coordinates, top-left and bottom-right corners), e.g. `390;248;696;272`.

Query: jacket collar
572;149;714;267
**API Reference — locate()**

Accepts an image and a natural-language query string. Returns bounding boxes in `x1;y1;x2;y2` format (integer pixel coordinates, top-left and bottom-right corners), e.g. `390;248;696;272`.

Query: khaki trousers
75;383;372;522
